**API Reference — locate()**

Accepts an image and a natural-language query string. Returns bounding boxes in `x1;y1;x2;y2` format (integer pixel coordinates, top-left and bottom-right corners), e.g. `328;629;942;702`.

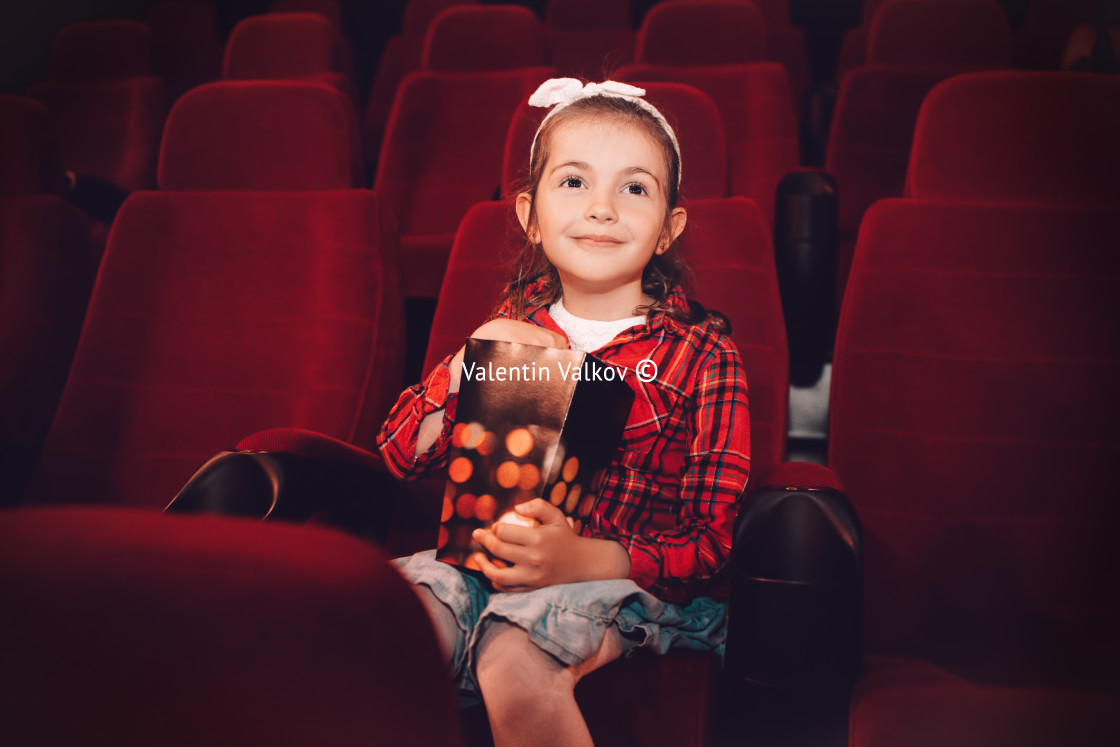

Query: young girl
377;78;751;746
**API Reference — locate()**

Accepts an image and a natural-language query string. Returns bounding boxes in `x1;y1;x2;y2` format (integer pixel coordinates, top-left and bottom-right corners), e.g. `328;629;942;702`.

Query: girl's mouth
574;235;623;248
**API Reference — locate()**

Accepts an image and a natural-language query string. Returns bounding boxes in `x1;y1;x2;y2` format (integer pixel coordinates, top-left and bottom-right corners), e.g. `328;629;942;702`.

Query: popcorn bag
437;338;635;574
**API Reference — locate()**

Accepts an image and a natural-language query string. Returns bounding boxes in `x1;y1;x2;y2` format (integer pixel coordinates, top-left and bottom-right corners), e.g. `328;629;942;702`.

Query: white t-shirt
548;297;647;353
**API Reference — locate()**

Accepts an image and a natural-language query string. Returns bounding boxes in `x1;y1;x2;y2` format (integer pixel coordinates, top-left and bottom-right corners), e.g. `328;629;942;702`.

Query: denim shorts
393;549;728;698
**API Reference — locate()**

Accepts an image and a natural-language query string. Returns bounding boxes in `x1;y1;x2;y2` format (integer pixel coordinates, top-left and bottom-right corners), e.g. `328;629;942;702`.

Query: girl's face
516;116;686;312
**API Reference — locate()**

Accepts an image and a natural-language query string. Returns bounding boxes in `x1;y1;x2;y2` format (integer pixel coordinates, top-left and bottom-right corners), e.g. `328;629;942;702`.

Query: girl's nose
586;192;617;223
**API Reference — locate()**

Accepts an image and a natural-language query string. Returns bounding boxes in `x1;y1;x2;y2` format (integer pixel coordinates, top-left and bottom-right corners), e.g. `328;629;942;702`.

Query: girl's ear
657;206;687;254
515;192;537;241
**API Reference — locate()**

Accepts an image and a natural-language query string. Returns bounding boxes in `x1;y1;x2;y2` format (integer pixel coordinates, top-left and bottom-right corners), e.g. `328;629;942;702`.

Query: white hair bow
528;78;648;109
526;77;682;186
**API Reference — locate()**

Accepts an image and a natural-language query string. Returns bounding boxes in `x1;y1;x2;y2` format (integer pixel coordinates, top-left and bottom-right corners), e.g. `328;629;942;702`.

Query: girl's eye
626;183;648;196
562;176;583;188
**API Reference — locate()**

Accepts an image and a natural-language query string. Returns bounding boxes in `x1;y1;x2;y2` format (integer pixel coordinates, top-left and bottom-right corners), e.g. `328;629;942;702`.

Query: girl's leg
474;619;628;747
409;583;461;669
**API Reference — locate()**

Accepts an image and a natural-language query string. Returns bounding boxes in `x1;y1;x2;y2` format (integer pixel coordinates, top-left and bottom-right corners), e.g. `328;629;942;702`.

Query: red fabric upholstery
501;81;728;199
836;0;892;79
617;63;798;223
25;190;403;507
867;0;1013;68
159;81;362;191
0;197;94;501
755;460;844;491
27;78;170;192
826;65;959;303
833;199;1120;683
906;72;1120;205
0;506;464;746
403;0;479;37
271;0;343;29
222;12;340;80
424;197;787;480
0;95;64;197
422;5;548;71
46;19;154;81
146;1;222;96
636;1;768;66
851;657;1120;746
546;27;637;79
546;0;631;28
374;68;553;298
363;36;424;169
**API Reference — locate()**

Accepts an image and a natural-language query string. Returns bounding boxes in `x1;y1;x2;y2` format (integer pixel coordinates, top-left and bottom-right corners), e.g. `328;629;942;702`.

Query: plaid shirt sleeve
615;342;750;600
375;354;460;479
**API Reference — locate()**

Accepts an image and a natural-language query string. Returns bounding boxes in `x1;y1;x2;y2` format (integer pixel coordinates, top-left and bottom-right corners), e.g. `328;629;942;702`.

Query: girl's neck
559;281;650;321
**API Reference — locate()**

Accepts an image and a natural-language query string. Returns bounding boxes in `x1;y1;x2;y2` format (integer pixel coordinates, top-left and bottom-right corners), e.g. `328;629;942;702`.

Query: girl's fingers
514;498;567;526
473;528;527;564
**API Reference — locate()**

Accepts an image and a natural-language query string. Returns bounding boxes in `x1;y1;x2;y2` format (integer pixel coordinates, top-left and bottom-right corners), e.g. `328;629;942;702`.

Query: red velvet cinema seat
421;4;548;72
0;95;94;504
0;506;465;746
19;80;402;509
373;67;552;299
616;62;799;224
222;12;356;106
831;72;1120;745
544;0;636;80
501;81;728;199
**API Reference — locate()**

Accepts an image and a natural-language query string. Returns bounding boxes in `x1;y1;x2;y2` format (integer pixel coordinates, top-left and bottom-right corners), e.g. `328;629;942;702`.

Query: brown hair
499;93;729;333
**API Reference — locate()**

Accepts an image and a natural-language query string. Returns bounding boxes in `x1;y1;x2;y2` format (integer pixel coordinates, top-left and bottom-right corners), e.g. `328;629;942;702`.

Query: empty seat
271;0;344;28
0;506;464;746
158;80;362;190
617;62;799;223
865;0;1013;68
545;0;635;79
834;71;1120;744
223;12;338;79
46;19;154;82
373;67;553;298
636;0;768;66
422;4;548;71
501;81;728;199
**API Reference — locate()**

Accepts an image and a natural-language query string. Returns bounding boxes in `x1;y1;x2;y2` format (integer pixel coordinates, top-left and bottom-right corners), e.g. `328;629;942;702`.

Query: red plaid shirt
377;286;751;602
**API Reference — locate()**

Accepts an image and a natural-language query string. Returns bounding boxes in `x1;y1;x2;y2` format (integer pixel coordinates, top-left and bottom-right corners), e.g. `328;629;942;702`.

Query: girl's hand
472;499;631;593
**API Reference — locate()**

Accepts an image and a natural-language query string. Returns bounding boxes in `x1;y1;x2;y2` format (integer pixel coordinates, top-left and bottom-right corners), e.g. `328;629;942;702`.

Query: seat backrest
422;5;548;71
25;190;402;508
426;197;787;481
636;0;767;66
617;62;798;223
831;71;1120;685
271;0;344;29
905;71;1120;205
159;80;362;190
0;95;63;197
374;68;553;237
867;0;1013;68
501;81;728;199
47;20;153;81
223;12;340;79
402;0;479;37
26;78;170;192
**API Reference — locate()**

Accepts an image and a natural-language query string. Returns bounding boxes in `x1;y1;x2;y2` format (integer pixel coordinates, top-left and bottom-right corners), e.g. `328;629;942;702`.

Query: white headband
527;78;682;188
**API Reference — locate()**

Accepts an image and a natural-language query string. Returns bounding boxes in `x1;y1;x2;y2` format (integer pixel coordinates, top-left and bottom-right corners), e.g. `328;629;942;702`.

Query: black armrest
726;461;863;692
165;433;402;546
